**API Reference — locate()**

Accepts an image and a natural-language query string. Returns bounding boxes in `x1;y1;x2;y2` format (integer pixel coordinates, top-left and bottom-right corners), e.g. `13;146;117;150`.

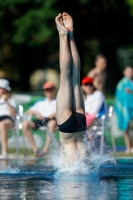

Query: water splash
45;127;116;176
89;153;116;171
0;165;20;174
51;150;116;176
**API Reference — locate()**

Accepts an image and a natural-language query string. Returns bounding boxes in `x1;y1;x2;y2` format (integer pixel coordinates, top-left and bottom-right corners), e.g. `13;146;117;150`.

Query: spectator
81;76;106;127
114;66;133;153
0;79;16;158
22;81;57;157
87;54;107;93
81;76;107;153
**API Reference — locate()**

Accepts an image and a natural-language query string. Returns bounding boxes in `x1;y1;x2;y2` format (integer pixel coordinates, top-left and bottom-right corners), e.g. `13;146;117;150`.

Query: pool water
0;157;133;200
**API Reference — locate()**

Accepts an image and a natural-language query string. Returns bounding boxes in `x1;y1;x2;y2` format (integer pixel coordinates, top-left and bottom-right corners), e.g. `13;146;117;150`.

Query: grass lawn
110;151;133;158
7;149;133;159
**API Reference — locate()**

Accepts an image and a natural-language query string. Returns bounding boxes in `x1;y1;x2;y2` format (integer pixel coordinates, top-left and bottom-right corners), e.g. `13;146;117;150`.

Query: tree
0;0;60;91
0;0;133;93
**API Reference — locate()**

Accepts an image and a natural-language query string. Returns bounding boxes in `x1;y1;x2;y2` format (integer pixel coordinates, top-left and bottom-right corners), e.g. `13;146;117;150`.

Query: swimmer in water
55;12;88;164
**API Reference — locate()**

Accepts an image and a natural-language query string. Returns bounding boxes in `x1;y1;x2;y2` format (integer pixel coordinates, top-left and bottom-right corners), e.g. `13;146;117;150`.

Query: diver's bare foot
62;12;73;32
55;13;69;35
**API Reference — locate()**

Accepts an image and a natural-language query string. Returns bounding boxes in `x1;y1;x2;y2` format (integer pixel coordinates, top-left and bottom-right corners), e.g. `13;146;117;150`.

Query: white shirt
29;98;56;118
0;97;16;117
84;90;105;115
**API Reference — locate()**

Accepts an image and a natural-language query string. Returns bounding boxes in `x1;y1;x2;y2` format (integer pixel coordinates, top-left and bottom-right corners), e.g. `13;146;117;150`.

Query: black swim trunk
0;115;14;123
58;112;87;133
33;118;56;130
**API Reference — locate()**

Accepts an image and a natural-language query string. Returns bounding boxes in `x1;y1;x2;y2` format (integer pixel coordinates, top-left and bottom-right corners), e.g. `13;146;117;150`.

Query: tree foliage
0;0;133;92
0;0;59;46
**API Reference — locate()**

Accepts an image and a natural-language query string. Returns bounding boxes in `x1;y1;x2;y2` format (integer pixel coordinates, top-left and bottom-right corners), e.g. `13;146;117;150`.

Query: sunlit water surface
0;127;132;199
0;156;133;200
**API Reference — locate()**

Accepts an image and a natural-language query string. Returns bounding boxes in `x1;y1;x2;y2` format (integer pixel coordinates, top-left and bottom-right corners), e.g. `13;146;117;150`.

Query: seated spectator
81;76;106;128
0;79;16;158
81;76;107;153
87;54;107;93
114;66;133;153
22;81;57;157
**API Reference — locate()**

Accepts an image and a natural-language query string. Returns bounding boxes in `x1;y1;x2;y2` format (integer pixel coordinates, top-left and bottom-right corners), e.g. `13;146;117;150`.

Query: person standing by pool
114;66;133;153
87;54;107;93
55;12;88;164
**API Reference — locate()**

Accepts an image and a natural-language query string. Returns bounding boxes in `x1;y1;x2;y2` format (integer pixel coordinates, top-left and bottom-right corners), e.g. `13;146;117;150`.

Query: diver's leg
69;33;88;156
55;13;73;125
62;13;87;158
62;12;85;114
55;14;78;164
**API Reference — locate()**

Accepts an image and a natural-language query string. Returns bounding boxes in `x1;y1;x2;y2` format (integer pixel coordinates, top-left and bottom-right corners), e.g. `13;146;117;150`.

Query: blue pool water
0;157;133;199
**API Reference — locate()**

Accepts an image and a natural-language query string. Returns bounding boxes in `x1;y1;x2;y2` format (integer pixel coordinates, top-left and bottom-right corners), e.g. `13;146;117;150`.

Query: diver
55;12;88;164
